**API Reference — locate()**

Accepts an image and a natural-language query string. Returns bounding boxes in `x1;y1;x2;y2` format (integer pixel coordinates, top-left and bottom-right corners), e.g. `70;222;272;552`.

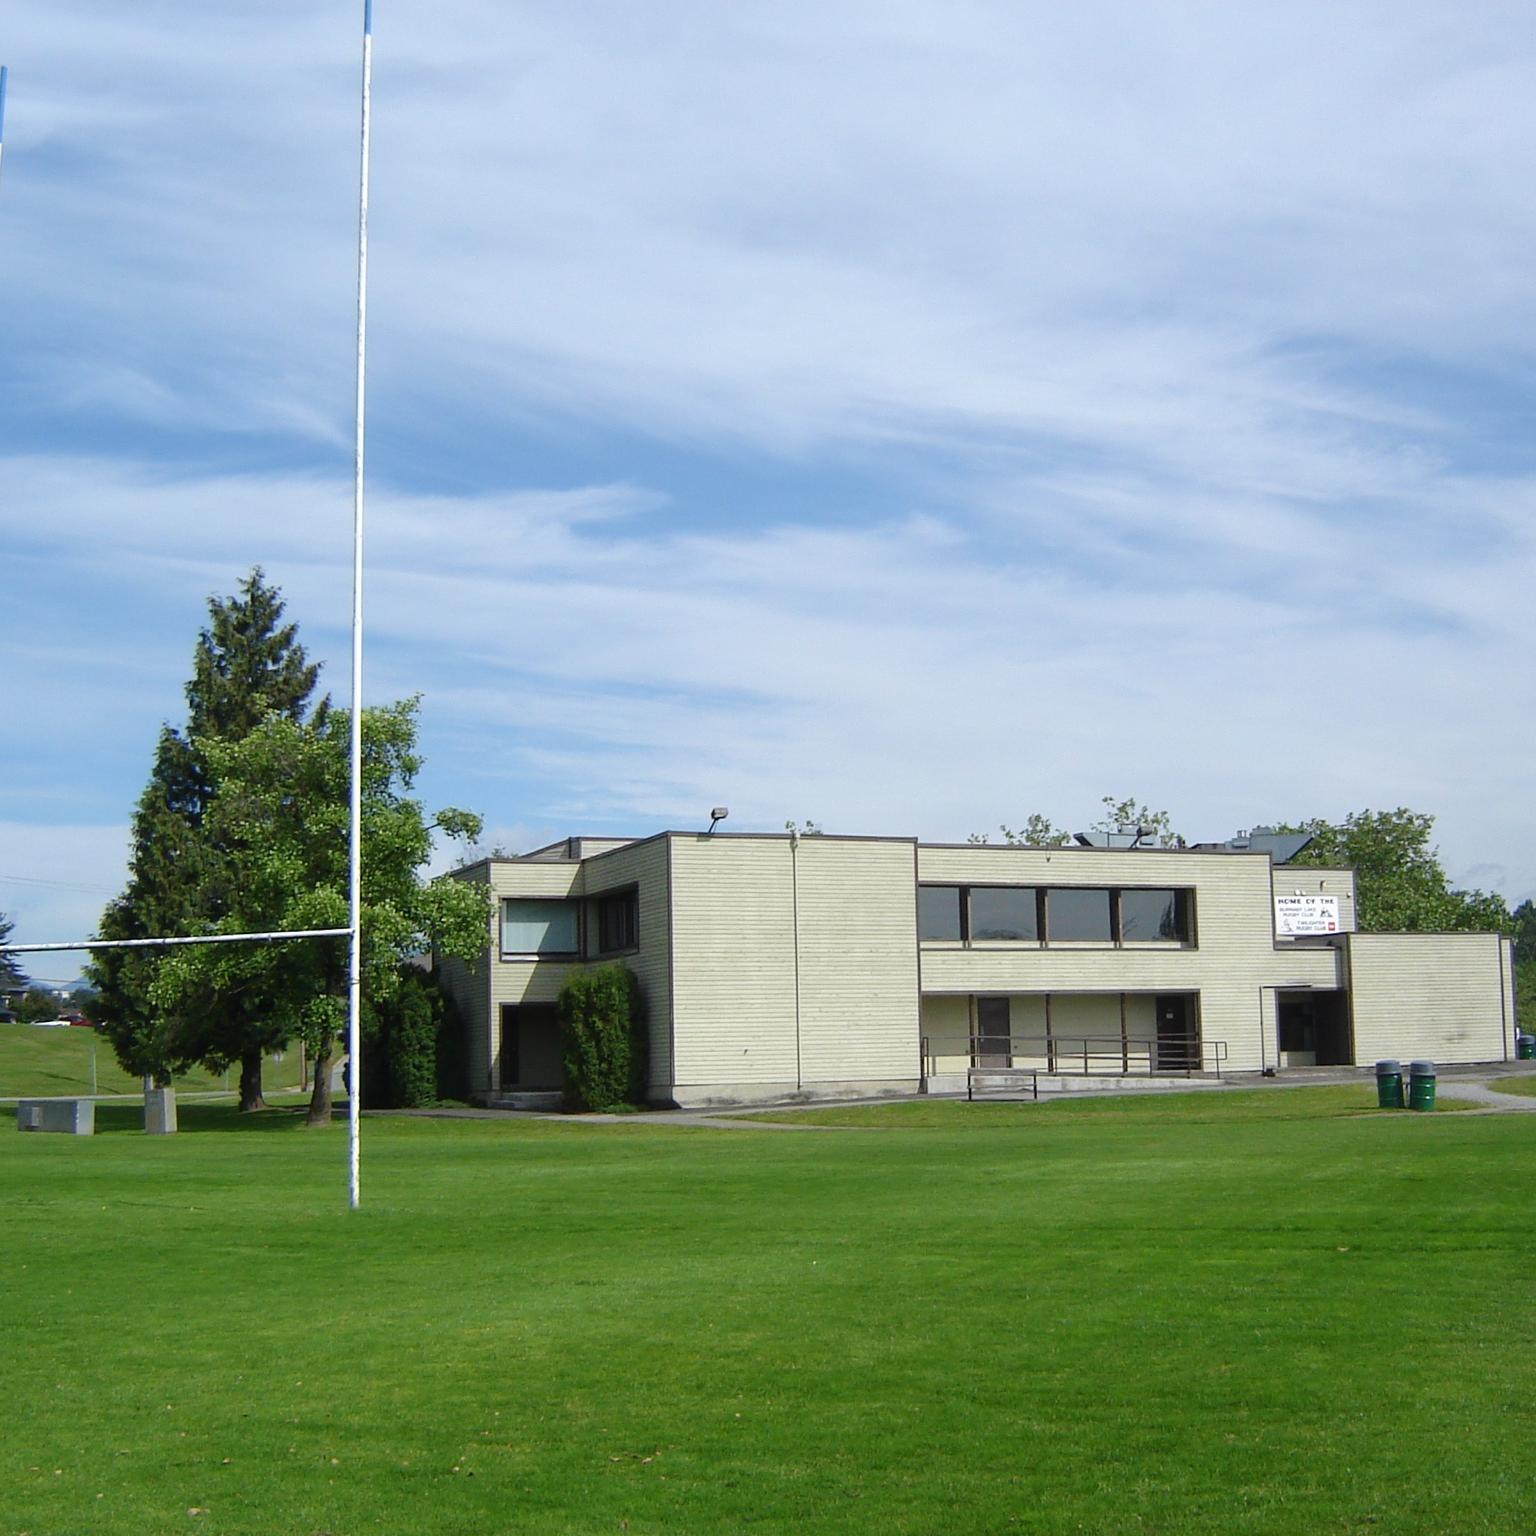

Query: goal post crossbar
1;929;352;955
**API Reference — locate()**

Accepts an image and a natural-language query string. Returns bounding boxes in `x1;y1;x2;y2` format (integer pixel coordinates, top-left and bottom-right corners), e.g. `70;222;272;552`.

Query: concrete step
483;1091;563;1111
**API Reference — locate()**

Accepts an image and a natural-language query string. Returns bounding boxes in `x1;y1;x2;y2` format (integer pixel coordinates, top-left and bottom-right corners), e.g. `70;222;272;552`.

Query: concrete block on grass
145;1086;177;1135
16;1098;95;1135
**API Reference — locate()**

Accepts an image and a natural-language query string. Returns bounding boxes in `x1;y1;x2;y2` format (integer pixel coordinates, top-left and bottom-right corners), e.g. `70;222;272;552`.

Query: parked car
0;1008;17;1023
62;1013;94;1028
30;1017;72;1028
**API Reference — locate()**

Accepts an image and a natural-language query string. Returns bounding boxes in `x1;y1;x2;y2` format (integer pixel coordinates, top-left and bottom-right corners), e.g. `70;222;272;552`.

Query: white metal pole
347;0;374;1211
0;66;9;188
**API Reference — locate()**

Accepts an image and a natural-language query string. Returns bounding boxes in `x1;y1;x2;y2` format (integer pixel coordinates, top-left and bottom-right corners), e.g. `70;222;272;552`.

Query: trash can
1375;1059;1404;1110
1518;1035;1534;1061
1408;1060;1437;1112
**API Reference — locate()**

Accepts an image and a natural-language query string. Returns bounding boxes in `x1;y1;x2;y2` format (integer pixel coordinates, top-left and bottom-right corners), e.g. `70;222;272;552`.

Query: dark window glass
1046;888;1112;942
918;886;964;941
1119;888;1186;942
596;891;638;954
969;887;1039;941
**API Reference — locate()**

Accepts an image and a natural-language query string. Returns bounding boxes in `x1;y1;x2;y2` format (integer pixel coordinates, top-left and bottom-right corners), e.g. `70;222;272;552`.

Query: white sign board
1275;894;1341;936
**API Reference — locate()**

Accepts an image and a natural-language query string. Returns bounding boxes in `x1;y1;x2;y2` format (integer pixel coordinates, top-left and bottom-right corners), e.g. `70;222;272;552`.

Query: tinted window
596;891;638;953
1119;888;1184;941
969;887;1039;941
502;899;580;955
1046;888;1112;941
918;886;963;941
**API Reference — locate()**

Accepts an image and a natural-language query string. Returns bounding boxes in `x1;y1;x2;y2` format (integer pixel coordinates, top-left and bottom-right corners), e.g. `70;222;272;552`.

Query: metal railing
922;1034;1228;1079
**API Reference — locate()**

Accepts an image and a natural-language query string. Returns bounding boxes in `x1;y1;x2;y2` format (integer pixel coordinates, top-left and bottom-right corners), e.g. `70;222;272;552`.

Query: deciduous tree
969;797;1181;848
155;699;490;1125
1281;808;1511;934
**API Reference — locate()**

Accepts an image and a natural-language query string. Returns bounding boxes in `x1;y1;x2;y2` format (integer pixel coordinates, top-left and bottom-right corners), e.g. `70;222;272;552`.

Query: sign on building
1275;894;1341;936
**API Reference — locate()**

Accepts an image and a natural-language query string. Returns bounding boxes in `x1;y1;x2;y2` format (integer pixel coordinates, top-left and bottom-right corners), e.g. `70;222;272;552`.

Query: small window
501;898;579;957
595;890;638;954
1045;888;1112;942
1118;888;1190;942
918;886;964;941
969;887;1039;942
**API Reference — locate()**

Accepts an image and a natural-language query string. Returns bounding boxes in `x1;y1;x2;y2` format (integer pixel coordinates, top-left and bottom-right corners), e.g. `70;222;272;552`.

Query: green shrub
558;964;646;1111
361;968;459;1109
388;974;439;1108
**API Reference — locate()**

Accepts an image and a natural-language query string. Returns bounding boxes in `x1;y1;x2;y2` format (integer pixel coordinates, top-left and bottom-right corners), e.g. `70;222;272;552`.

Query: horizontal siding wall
669;836;799;1086
1348;933;1511;1064
794;838;920;1085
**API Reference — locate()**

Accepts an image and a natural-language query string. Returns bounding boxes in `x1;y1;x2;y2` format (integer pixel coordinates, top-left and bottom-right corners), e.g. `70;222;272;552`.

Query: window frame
916;883;1196;948
499;897;582;960
591;887;640;957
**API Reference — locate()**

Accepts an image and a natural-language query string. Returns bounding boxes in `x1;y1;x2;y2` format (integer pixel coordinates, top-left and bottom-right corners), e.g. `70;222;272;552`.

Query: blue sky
3;1;1533;978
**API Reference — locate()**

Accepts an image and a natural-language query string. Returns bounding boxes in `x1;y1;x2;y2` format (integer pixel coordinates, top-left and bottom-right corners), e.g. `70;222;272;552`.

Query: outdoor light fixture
708;807;729;834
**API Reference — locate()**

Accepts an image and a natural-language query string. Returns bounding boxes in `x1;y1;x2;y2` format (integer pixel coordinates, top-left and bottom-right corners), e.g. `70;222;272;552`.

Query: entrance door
1154;995;1198;1072
975;997;1011;1067
499;1003;563;1090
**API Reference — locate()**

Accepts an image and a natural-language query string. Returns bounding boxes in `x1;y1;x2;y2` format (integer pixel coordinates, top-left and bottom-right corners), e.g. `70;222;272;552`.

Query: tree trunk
237;1049;267;1112
306;1040;334;1126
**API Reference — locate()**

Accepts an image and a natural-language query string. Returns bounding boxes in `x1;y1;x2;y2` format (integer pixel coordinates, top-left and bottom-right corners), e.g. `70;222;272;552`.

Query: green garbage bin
1375;1059;1404;1110
1408;1060;1436;1112
1518;1035;1534;1061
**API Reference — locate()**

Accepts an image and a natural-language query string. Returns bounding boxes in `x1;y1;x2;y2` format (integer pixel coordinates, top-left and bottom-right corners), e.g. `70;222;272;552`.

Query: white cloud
2;2;1534;918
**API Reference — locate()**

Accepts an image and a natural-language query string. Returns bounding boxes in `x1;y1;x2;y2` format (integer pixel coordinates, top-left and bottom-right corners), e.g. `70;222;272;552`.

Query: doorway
499;1003;563;1090
975;996;1011;1067
1277;990;1352;1067
1154;995;1199;1072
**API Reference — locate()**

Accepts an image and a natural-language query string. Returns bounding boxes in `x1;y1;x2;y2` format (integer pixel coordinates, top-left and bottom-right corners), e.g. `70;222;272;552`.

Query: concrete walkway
382;1063;1536;1128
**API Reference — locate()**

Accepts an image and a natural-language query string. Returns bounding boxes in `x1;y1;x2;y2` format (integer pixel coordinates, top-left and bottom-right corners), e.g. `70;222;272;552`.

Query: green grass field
1488;1075;1536;1098
4;1089;1533;1535
0;1022;305;1100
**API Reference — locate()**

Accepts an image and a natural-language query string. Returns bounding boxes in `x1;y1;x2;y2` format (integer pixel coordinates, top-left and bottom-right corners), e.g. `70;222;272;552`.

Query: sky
2;1;1533;981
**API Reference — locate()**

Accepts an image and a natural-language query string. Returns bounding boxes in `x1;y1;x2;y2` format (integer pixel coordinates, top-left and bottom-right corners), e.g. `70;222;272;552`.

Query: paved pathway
385;1066;1536;1127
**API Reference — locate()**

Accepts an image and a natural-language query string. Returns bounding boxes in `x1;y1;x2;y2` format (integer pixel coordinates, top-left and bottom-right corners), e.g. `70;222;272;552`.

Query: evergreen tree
0;911;27;995
90;570;320;1104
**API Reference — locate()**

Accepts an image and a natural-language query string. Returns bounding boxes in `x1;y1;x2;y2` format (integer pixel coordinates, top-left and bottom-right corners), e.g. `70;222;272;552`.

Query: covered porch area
920;991;1218;1090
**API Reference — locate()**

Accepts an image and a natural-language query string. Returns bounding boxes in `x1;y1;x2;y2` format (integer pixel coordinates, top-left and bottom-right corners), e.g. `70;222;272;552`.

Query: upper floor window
1118;888;1188;942
594;889;639;955
501;898;580;958
918;885;964;941
918;883;1193;946
970;886;1040;941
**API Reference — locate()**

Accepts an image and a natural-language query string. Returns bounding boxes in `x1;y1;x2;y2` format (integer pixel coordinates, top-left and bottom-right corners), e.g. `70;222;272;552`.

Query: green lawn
0;1022;305;1100
3;1090;1533;1535
1488;1074;1536;1098
740;1084;1482;1126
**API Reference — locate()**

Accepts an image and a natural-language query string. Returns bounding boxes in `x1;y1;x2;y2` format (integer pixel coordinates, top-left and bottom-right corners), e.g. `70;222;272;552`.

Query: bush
361;969;460;1109
558;964;646;1112
388;976;439;1108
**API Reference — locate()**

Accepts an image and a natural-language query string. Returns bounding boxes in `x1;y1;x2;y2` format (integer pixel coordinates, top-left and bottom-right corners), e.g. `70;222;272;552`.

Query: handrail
921;1033;1228;1079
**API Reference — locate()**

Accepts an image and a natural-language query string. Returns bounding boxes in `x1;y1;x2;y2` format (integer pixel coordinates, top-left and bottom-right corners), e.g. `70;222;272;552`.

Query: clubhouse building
438;830;1518;1108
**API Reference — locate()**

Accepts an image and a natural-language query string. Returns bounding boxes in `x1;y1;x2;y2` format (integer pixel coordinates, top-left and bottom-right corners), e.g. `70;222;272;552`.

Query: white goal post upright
347;0;375;1212
1;12;381;1214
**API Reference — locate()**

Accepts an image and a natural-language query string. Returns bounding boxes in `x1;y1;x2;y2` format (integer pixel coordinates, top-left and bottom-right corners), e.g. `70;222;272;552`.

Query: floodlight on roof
707;807;729;834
